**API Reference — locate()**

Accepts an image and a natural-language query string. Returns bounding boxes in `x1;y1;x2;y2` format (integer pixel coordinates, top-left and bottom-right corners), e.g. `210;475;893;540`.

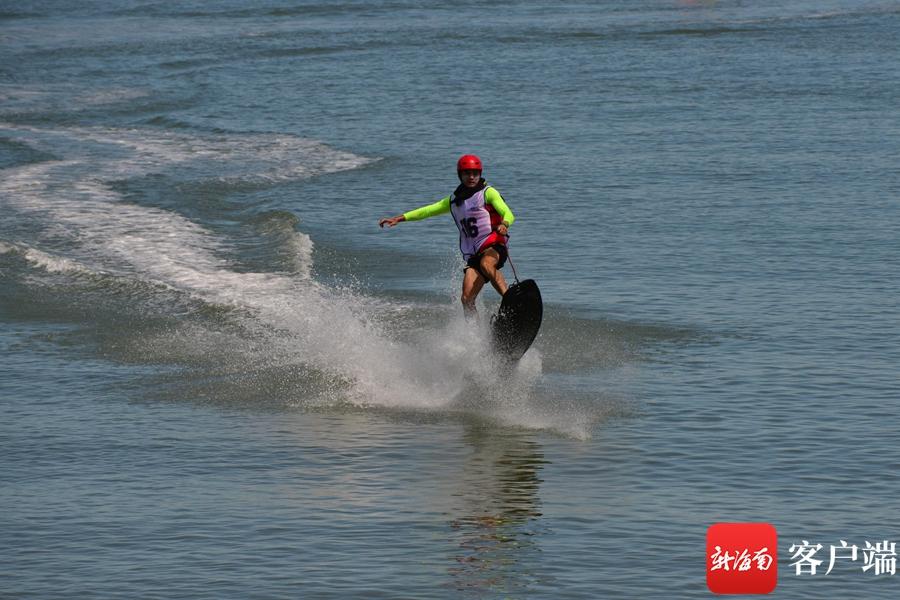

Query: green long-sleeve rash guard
402;187;515;226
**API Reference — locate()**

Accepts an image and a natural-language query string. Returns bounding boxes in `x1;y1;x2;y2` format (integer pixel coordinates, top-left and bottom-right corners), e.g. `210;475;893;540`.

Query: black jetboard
490;279;543;362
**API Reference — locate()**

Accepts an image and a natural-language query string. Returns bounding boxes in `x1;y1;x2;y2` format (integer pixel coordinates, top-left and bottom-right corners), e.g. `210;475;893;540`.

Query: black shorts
464;244;508;278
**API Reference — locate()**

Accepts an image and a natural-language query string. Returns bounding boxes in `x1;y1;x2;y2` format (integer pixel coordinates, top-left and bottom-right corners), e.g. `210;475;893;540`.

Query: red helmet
456;154;483;172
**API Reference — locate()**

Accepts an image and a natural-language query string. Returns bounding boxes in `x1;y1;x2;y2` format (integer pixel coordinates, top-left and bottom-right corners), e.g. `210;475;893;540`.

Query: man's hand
379;216;404;228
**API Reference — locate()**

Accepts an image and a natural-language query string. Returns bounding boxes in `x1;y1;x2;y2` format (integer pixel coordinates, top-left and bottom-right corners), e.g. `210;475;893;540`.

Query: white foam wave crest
288;231;315;279
1;123;373;183
26;247;94;275
1;240;92;274
0;124;571;433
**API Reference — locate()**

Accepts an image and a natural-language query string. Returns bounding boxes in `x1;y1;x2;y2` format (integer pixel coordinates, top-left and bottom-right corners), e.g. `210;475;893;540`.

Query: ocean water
2;1;899;598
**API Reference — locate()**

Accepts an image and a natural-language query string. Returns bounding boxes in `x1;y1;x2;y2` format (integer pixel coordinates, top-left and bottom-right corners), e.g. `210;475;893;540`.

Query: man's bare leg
478;248;509;297
461;267;486;318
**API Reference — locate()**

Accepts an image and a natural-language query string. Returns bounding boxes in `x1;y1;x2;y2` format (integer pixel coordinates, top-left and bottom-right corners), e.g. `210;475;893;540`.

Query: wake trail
0;124;568;431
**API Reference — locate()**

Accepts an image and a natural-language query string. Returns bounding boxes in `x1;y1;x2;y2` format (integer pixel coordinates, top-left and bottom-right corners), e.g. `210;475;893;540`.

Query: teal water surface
2;1;900;598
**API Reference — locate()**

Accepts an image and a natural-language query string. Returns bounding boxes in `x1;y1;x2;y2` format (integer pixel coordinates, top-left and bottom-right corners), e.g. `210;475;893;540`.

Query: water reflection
446;425;549;595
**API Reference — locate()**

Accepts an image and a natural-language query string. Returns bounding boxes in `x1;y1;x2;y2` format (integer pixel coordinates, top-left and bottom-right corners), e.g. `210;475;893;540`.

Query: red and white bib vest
449;186;507;261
